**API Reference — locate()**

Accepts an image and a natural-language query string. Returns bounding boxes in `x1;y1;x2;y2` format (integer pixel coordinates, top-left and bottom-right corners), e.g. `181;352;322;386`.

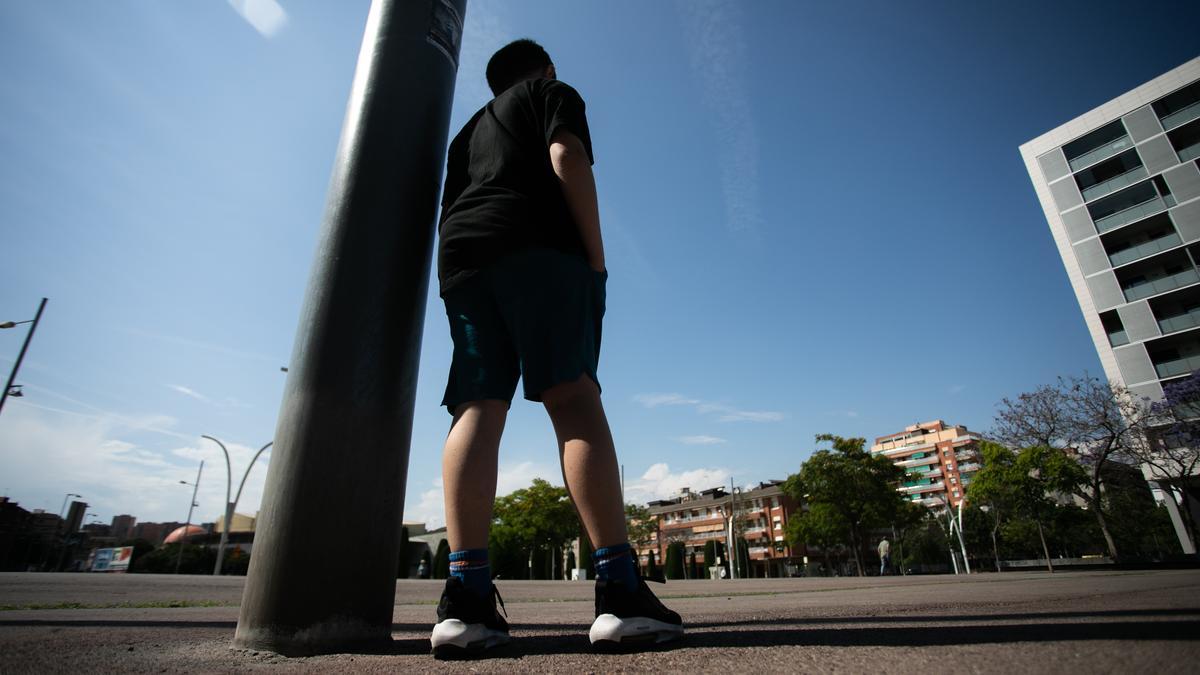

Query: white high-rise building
1020;56;1200;555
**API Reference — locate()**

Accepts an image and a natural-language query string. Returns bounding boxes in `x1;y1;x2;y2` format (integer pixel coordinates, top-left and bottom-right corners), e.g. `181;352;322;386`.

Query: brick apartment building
643;480;804;578
870;420;983;508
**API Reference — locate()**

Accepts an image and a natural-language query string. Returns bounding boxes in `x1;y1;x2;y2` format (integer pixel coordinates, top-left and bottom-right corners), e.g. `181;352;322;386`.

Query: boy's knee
450;399;510;423
541;375;600;414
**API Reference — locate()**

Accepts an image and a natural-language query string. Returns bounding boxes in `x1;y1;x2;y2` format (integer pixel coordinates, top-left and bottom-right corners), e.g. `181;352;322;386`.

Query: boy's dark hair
486;39;552;96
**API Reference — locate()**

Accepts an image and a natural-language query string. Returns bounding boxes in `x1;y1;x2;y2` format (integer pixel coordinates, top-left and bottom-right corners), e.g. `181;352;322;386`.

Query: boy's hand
550;129;605;273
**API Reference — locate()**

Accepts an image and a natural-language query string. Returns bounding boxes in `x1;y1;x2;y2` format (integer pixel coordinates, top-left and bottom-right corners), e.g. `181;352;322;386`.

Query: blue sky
1;0;1197;529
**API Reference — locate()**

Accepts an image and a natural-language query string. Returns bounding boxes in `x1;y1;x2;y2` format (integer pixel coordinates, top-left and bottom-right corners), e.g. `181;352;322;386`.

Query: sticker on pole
427;0;463;70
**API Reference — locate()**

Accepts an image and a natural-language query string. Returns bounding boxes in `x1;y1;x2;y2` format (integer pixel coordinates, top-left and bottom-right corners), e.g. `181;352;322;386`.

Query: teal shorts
441;247;606;414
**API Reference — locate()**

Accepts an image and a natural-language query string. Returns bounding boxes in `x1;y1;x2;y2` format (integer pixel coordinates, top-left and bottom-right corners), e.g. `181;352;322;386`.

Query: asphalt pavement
0;569;1197;672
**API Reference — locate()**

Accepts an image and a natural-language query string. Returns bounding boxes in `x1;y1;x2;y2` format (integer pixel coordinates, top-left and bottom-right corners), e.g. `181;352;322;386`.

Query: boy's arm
549;128;605;272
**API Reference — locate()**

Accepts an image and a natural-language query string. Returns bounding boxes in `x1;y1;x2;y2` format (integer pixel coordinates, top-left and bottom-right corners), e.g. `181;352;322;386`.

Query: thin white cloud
625;463;731;505
10;398;191;442
122;327;278;365
675;0;760;237
634;392;784;423
227;0;288;38
677;435;727;445
949;384;966;395
168;384;211;404
0;404;219;523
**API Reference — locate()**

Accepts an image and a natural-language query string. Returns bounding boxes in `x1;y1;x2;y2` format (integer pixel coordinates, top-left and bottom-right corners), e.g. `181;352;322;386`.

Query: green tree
118;538;154;573
966;441;1021;571
783;434;905;576
900;511;950;571
734;538;750;578
994;375;1155;561
625;503;657;550
490;478;580;579
132;543;214;574
703;540;717;571
786;502;848;575
664;541;685;580
646;549;658;577
970;443;1086;572
433;539;451;579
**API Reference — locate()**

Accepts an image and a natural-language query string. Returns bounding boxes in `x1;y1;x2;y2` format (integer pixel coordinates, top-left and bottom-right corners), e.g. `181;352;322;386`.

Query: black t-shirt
437;78;594;295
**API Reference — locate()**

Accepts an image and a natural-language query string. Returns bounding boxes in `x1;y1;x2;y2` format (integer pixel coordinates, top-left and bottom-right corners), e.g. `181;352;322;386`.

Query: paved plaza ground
0;569;1197;672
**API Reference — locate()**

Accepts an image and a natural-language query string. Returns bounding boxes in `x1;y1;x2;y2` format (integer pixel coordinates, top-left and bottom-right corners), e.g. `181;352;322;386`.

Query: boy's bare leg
542;374;628;548
442;399;509;551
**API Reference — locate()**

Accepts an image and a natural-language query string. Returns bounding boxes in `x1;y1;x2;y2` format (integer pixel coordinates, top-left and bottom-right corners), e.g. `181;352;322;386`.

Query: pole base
233;618;394;657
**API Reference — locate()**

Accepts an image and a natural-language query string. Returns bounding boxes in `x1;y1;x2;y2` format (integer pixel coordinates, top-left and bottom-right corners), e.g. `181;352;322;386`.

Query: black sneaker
589;577;684;649
430;577;510;659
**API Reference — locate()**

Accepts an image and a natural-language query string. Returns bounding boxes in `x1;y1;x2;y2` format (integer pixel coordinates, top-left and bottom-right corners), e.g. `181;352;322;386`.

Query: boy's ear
546;64;557;80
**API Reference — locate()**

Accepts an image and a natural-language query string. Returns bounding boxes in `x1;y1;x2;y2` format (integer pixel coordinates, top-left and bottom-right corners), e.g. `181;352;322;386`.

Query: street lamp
0;298;48;418
175;461;204;575
200;436;272;575
939;498;971;575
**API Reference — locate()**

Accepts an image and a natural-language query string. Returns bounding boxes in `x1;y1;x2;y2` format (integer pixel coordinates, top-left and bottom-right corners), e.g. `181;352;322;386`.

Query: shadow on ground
1;607;1196;658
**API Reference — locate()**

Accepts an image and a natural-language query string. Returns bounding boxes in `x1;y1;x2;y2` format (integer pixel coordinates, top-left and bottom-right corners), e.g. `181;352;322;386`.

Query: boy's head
486;39;556;96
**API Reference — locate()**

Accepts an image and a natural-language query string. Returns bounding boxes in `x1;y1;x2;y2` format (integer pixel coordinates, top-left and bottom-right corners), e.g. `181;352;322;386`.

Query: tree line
780;373;1197;575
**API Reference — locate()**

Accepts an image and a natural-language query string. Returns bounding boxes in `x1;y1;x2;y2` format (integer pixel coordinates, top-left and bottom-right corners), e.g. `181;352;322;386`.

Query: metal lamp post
201;436;272;575
941;498;971;575
0;298;48;417
175;461;204;574
234;0;466;655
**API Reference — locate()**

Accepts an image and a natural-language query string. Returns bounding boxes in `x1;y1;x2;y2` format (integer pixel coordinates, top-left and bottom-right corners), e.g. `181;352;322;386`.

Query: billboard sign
91;546;134;572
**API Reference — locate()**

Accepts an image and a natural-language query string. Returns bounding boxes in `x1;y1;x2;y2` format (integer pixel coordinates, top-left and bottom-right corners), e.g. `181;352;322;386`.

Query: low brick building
642;480;804;578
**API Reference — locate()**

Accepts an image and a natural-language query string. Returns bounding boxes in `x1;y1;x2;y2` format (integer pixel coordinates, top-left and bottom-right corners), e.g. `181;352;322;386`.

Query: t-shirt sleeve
541;80;594;165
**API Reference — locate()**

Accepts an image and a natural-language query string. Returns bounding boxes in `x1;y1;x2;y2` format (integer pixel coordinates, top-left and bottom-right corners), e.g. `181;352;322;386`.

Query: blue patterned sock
449;548;491;598
593;542;638;589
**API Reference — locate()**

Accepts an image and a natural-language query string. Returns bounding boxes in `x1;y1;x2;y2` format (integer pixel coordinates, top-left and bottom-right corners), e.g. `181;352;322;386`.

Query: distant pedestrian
418;558;430;580
878;538;891;576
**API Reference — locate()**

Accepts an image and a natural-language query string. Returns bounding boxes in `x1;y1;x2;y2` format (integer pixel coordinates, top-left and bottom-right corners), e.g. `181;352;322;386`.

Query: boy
430;39;683;658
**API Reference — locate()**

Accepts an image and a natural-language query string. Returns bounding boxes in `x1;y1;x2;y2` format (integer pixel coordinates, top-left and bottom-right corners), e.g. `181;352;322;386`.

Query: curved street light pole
0;297;48;418
201;435;272;576
175;461;204;575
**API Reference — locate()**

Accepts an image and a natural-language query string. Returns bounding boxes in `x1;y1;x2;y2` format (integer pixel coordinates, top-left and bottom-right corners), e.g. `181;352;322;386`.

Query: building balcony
1154;354;1200;379
1124;268;1200;303
956;462;982;473
1093;195;1168;234
919;497;944;508
881;442;935;456
954;448;979;461
1179;141;1200;163
918;467;943;479
1161;100;1200;131
899;481;945;494
1082;165;1149;203
1158;307;1200;335
897;455;939;468
1068;134;1134;172
1108;232;1183;268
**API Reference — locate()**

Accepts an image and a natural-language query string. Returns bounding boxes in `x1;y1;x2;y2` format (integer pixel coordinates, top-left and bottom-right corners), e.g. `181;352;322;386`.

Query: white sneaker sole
589;613;684;647
430;619;510;658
